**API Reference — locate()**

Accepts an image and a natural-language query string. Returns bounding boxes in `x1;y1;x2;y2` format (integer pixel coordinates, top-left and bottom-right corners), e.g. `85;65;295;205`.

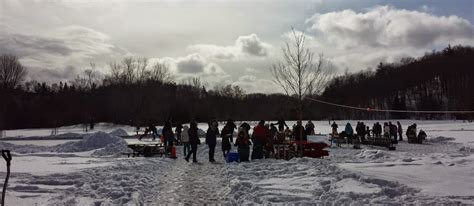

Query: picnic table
124;142;166;157
364;136;396;150
273;141;329;160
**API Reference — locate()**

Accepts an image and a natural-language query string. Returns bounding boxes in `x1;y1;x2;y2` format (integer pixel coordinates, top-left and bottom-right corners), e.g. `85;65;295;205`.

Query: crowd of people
330;121;427;144
138;119;319;163
137;119;428;162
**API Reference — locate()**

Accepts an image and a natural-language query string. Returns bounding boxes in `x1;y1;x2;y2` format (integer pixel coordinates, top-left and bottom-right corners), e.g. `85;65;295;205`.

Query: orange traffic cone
170;142;177;159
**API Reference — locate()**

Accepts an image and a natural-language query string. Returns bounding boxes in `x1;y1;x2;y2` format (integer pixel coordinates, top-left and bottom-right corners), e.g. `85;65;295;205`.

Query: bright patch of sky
1;0;473;93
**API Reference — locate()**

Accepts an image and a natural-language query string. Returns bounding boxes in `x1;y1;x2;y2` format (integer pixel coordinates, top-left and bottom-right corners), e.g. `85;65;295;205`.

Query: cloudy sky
1;0;473;93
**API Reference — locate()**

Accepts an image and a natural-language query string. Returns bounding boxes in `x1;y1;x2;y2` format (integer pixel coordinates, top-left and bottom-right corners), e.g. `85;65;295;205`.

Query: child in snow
235;127;251;162
221;125;232;158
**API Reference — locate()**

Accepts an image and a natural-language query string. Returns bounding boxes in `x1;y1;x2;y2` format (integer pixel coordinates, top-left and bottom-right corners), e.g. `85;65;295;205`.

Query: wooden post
1;150;12;206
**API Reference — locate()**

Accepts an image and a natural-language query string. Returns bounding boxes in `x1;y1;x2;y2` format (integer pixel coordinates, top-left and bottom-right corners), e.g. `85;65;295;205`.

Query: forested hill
320;45;474;120
1;45;473;129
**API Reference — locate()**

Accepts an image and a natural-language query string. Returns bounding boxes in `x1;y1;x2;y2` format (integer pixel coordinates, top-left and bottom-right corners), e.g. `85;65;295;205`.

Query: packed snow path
6;142;466;205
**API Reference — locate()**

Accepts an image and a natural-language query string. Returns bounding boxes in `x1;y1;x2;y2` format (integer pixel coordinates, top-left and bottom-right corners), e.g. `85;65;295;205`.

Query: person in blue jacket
345;122;354;143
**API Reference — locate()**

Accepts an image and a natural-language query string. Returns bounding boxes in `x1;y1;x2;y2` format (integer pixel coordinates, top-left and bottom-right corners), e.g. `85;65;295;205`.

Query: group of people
139;119;318;163
331;121;427;144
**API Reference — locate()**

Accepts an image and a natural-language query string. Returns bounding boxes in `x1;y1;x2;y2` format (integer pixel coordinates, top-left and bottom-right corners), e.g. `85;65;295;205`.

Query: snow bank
109;128;129;137
358;150;391;160
0;141;51;153
93;139;133;156
427;136;455;143
54;132;123;153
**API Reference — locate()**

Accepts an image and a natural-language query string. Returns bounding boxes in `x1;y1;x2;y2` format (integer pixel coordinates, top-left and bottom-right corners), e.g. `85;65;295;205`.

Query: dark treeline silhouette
1;45;473;130
320;45;474;120
0;79;299;129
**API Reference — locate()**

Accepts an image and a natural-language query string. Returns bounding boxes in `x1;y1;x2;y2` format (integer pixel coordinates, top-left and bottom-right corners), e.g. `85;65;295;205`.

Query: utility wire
305;97;474;114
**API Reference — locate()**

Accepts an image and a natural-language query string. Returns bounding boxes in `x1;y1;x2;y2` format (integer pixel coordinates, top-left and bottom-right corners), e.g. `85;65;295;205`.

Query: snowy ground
0;120;473;205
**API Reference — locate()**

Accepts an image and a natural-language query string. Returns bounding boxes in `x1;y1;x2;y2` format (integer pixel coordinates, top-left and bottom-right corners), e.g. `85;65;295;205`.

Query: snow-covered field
0;120;473;205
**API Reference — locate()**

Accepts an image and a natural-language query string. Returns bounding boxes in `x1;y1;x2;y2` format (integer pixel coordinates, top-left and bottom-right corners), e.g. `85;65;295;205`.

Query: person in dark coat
240;122;251;133
162;121;175;152
251;120;268;160
274;119;288;132
397;121;403;141
331;122;338;136
221;125;232;158
225;119;237;144
269;124;278;141
235;127;252;162
305;120;315;135
389;122;398;144
293;120;307;141
205;120;219;162
140;123;158;141
185;121;200;163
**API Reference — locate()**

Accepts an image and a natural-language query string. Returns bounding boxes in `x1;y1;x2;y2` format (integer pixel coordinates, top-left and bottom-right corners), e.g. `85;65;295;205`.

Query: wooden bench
126;143;166;157
274;141;329;160
365;137;396;150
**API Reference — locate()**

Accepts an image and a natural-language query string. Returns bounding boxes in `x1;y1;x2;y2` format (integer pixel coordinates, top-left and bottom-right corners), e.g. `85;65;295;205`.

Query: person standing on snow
221;125;232;158
181;125;190;156
235;127;252;162
240;122;251;134
293;120;307;141
205;120;219;162
305;120;315;135
274;119;289;132
162;121;175;153
344;123;354;143
225;119;237;144
331;122;338;136
251;120;268;160
397;121;403;141
383;122;390;138
185;121;200;163
389;122;398;144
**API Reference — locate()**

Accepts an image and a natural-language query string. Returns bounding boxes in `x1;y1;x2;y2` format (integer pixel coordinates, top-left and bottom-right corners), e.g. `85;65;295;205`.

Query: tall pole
1;150;12;206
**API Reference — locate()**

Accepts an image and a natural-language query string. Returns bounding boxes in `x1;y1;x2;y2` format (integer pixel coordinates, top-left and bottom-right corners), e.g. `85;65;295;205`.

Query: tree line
1;45;473;130
320;45;474;120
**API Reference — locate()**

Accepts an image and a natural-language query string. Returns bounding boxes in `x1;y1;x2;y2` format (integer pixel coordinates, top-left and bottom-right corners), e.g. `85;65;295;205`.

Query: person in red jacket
251;120;268;160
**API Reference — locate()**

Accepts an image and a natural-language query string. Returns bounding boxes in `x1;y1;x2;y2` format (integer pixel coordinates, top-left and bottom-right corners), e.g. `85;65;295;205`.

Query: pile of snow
358;150;391;161
427;136;455;143
54;132;123;153
93;139;133;156
109;128;129;137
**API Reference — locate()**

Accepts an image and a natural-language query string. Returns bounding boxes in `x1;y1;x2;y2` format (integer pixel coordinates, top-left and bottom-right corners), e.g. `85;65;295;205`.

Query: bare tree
135;57;149;84
149;62;174;83
270;28;333;121
0;54;27;89
183;77;203;89
72;63;100;91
